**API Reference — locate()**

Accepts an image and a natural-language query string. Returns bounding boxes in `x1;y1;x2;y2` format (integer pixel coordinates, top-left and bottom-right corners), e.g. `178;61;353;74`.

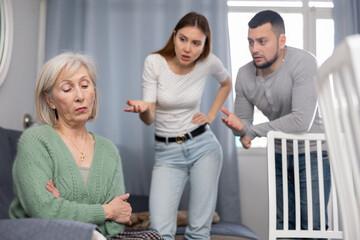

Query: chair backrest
316;34;360;240
267;131;343;240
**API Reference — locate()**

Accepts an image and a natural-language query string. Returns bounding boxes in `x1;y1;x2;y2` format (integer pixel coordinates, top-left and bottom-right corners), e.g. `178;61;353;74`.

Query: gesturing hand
221;107;244;132
123;99;149;114
46;179;60;199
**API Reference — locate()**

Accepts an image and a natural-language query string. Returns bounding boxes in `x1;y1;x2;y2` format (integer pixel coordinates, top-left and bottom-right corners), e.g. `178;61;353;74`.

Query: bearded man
221;10;331;239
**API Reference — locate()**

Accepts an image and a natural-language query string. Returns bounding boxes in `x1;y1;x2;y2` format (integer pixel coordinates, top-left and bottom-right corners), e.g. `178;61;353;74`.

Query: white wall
238;148;268;240
0;0;42;131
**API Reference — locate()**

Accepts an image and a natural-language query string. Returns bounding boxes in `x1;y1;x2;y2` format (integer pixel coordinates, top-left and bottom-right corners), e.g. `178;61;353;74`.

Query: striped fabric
108;230;163;240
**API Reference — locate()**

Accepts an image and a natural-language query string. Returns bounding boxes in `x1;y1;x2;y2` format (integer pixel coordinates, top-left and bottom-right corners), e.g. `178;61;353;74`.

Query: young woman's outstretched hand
123;99;149;113
123;99;156;126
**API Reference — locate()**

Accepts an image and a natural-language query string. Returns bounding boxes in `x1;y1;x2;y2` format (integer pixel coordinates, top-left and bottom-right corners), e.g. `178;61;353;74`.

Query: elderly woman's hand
46;179;132;225
102;193;132;225
46;179;60;199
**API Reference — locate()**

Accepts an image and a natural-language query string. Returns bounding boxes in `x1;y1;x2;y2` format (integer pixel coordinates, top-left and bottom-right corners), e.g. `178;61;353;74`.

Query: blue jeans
275;152;331;240
149;129;223;240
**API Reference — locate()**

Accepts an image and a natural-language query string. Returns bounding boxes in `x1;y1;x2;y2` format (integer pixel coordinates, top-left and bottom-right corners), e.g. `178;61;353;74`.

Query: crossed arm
46;179;132;225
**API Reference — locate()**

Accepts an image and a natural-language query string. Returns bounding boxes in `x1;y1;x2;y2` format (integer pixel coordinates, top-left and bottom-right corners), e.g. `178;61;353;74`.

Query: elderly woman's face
46;66;95;127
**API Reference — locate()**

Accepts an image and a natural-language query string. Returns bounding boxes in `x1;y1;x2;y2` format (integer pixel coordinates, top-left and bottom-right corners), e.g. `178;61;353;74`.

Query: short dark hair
248;10;285;37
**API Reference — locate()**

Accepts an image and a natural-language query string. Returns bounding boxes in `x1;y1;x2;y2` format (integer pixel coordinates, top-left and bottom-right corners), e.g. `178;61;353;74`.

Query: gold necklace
58;128;88;161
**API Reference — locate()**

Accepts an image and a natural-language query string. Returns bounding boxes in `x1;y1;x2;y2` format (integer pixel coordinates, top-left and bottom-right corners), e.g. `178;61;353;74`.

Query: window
227;0;334;148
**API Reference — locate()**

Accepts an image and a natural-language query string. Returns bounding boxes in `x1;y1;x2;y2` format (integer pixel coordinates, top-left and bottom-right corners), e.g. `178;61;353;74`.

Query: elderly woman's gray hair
35;52;99;126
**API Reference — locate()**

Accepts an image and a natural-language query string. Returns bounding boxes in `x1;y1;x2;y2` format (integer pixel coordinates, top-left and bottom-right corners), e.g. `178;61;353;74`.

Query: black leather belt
155;124;207;143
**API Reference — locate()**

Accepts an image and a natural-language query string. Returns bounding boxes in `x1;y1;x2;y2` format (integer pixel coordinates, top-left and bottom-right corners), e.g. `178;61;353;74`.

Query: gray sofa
0;127;97;240
0;126;258;240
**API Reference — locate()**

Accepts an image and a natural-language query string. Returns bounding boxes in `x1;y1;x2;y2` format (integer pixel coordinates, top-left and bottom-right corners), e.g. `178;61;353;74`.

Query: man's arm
233;73;255;137
246;54;318;139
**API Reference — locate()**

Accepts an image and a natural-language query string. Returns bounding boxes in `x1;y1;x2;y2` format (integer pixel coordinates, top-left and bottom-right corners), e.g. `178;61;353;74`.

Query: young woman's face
45;66;95;127
173;26;206;67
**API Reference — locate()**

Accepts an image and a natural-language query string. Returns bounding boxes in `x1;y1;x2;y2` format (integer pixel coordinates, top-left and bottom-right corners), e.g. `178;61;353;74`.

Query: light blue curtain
333;0;360;45
45;0;241;223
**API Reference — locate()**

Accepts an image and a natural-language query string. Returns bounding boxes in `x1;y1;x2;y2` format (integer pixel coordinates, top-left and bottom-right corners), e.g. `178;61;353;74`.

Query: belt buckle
176;134;186;143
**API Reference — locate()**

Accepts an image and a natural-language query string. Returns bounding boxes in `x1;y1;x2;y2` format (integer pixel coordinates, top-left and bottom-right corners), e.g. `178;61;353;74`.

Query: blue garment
275;152;331;240
149;128;223;240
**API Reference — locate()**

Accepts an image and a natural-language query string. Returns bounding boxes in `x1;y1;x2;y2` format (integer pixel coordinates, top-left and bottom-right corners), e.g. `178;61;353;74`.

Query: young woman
123;12;232;240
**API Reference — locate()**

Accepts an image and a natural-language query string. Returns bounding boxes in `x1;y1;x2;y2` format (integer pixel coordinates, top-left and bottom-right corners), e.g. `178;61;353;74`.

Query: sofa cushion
176;221;259;239
0;127;22;219
0;218;96;240
127;195;259;239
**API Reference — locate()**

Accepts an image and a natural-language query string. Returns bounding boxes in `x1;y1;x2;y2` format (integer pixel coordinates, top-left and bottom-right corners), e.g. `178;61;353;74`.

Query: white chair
316;34;360;240
267;131;343;240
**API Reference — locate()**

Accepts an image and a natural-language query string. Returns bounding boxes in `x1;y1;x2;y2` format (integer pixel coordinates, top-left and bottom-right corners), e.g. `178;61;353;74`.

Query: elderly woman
9;52;163;240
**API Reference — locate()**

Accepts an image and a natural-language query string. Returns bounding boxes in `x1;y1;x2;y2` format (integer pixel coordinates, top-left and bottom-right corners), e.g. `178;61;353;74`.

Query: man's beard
253;53;278;69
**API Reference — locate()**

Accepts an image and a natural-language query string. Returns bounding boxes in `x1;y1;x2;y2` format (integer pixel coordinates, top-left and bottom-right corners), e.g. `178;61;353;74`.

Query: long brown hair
154;12;212;61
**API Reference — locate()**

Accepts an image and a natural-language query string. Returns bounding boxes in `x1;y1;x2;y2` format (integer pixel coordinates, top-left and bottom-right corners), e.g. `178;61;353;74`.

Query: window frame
228;0;333;54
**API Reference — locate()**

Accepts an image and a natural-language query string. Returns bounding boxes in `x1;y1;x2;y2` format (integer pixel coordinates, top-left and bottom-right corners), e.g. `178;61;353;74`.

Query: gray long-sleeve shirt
234;46;325;153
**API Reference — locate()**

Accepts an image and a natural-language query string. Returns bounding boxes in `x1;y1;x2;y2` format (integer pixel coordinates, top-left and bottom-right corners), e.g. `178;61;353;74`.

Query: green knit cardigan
9;125;125;238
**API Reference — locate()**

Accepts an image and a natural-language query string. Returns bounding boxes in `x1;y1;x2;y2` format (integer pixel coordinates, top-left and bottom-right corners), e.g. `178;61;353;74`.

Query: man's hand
221;107;244;132
240;135;251;149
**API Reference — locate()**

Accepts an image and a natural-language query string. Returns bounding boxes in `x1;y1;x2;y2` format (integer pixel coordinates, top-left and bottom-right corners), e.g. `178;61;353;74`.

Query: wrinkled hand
221;107;244;132
240;135;251;149
123;99;149;114
192;112;211;125
46;179;60;199
103;193;132;225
